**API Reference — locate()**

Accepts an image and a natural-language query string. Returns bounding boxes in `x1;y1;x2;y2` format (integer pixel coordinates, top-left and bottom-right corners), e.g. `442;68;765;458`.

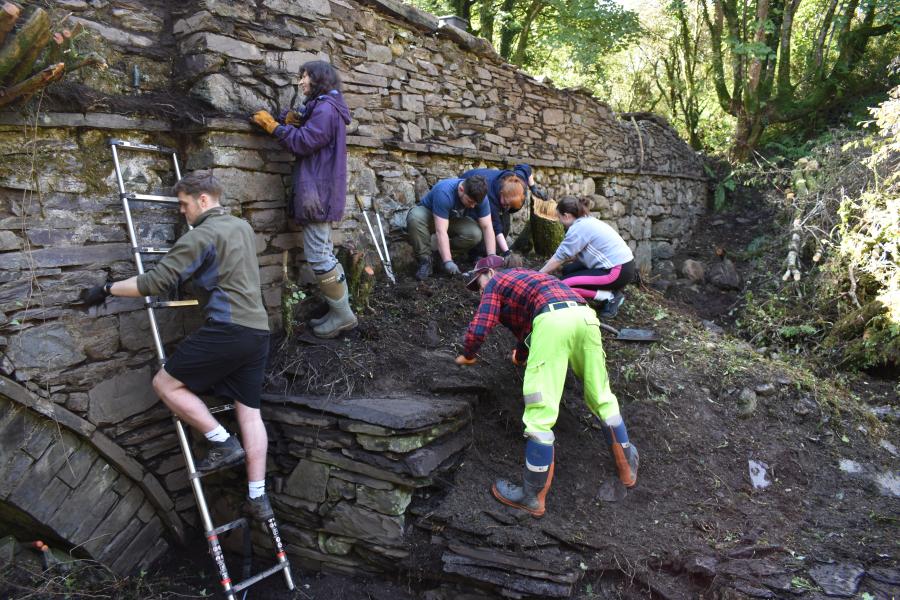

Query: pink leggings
561;261;633;300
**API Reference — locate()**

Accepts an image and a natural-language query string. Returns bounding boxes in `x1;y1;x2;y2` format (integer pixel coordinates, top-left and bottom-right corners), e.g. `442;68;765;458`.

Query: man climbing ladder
81;170;275;519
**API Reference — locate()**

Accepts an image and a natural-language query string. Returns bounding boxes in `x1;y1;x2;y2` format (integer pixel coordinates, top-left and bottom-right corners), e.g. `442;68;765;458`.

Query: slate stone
809;563;865;597
8;436;76;508
180;32;263;62
309;449;420;487
48;458;119;540
0;243;130;269
285;459;330;503
326;476;356;501
321;502;404;546
356;485;412;516
21;421;54;459
6;323;86;370
404;431;471;478
442;559;572;598
56;446;97;488
111;516;164;575
27;476;73;523
354;420;464;453
88;366;159;425
263;0;331;17
330;468;393;490
318;533;354;555
264;393;470;431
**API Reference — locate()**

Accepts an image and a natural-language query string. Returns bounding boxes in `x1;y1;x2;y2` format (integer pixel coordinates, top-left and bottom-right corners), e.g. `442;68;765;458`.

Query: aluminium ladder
108;139;295;599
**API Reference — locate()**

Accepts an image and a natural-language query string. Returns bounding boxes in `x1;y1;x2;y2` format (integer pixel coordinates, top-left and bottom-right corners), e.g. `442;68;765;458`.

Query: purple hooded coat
274;91;352;225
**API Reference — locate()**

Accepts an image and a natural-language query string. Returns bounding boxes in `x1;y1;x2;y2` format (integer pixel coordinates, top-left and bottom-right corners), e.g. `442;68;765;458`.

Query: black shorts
164;321;270;409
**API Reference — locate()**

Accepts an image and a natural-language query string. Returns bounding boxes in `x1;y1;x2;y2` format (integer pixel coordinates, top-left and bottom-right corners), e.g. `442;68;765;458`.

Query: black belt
535;300;581;317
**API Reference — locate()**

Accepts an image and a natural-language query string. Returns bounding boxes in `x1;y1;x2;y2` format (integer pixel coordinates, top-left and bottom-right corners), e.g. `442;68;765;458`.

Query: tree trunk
730;111;766;162
0;2;21;48
498;0;517;59
511;0;543;65
0;61;63;108
479;0;494;44
0;6;49;84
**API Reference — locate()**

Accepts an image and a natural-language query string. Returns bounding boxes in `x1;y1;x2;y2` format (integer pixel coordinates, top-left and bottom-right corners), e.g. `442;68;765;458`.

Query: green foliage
282;285;307;338
737;88;900;371
704;164;736;210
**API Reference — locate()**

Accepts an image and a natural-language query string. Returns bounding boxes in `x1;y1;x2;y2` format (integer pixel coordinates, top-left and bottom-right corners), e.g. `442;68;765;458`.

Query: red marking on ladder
207;534;218;542
221;578;231;586
276;551;286;559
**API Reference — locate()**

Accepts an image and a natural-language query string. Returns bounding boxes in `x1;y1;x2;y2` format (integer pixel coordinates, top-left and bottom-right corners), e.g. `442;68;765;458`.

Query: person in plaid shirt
456;255;639;517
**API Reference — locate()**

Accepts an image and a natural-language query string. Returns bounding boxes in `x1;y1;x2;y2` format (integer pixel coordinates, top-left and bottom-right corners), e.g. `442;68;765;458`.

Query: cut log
0;61;63;108
0;6;50;83
338;246;376;313
531;197;565;257
0;3;21;48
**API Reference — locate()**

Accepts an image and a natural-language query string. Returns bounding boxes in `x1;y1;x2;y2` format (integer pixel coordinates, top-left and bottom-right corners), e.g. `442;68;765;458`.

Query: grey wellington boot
312;265;358;338
309;264;347;328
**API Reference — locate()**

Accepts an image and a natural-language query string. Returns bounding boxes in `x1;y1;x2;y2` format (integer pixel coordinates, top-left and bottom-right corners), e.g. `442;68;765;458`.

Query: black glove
530;185;548;201
80;283;111;307
500;249;512;258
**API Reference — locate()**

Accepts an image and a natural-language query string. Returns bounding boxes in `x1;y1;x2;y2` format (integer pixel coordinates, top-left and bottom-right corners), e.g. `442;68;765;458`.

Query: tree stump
531;197;565;257
338;247;376;313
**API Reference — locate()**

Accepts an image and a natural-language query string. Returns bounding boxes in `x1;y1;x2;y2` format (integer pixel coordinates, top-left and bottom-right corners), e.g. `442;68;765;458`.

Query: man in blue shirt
460;164;534;257
406;175;496;280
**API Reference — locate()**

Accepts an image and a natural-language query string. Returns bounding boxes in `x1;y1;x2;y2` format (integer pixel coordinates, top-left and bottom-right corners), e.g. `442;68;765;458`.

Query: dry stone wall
0;0;706;575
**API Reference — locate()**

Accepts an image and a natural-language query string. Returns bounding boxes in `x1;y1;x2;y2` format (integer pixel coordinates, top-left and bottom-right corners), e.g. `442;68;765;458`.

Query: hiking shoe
415;257;433;281
245;493;274;521
599;290;625;319
195;436;245;473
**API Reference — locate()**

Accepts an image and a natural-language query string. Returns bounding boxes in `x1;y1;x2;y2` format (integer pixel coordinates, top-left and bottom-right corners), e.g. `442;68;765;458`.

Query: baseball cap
465;255;505;291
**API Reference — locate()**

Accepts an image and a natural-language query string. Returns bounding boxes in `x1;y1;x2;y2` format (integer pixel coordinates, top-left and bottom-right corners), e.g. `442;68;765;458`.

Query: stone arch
0;376;184;574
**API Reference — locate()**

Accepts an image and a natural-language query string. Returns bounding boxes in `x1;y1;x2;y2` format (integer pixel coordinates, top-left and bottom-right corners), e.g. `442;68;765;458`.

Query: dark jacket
460;164;532;236
274;91;352;224
136;207;269;331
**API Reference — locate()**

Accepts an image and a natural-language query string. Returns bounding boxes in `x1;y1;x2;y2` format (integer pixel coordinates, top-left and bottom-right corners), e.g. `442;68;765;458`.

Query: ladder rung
108;138;176;154
232;562;291;593
207;518;248;537
124;192;179;204
137;246;171;254
209;405;235;415
152;300;199;308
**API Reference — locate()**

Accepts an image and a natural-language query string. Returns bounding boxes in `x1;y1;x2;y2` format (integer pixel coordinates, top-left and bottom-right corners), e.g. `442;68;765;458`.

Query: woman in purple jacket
251;61;356;338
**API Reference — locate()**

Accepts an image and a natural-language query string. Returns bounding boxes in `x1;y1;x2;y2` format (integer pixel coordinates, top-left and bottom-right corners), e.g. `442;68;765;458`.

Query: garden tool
355;195;395;284
599;321;658;343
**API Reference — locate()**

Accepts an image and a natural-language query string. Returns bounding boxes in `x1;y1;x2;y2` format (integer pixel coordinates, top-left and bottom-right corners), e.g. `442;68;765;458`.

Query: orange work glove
455;355;477;366
511;348;526;366
284;110;301;125
250;110;279;134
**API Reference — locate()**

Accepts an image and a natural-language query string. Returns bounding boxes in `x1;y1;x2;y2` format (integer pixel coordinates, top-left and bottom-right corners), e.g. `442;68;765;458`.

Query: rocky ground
2;198;896;599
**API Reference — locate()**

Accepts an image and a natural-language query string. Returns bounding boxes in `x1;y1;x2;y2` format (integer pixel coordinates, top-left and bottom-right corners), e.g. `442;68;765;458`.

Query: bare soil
254;196;898;598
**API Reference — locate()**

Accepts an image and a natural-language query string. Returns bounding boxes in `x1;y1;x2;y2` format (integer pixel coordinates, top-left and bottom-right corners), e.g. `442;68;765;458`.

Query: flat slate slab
262;393;470;431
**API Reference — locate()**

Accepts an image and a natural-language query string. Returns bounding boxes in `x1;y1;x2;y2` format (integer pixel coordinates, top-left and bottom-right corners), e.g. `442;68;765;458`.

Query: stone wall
0;0;706;575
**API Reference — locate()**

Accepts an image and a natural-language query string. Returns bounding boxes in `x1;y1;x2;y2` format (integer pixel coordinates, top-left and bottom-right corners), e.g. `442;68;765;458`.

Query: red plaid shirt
462;269;585;360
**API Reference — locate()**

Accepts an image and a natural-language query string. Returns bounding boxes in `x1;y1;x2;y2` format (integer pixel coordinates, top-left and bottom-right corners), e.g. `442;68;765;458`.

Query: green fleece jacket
136;207;269;331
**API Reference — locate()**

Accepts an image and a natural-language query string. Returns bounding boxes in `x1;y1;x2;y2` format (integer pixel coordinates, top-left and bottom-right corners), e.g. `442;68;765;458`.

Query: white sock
248;480;266;499
594;290;614;302
204;425;230;443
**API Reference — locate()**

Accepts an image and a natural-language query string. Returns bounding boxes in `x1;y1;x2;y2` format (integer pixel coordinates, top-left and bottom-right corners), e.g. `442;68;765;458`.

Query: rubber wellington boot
491;439;554;517
602;423;639;487
312;265;358;338
310;263;347;328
